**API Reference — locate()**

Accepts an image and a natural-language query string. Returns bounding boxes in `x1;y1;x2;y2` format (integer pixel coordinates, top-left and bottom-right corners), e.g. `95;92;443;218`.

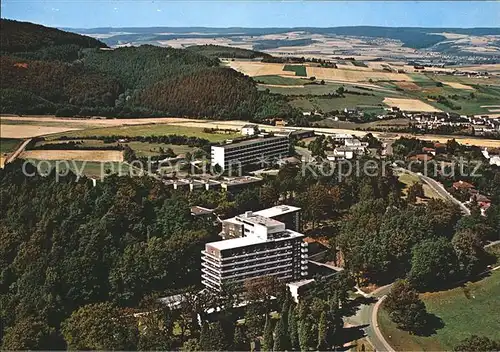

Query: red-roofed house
409;153;434;162
453;180;475;191
422;147;436;155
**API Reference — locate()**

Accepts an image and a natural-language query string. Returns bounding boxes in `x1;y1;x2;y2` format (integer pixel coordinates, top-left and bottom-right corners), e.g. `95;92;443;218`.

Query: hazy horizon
1;1;499;29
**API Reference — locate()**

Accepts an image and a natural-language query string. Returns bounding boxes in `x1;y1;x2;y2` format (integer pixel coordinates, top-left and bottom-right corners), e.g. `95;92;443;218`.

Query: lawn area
379;270;500;351
0;138;21;154
37;139;196;158
259;81;399;97
254;75;310;85
290;95;387;113
25;159;133;178
398;172;444;200
351;61;368;68
283;64;307;77
46;124;240;142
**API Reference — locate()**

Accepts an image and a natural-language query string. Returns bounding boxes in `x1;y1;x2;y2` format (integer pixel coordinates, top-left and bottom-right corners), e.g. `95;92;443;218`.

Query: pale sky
1;1;499;29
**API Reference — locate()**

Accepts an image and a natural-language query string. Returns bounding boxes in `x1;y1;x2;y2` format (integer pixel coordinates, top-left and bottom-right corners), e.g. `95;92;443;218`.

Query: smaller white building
241;124;258;136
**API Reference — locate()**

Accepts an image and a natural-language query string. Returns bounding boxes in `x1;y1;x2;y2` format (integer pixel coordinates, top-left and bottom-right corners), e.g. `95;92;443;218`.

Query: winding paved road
346;284;394;352
394;166;471;215
418;173;471;215
4;138;32;165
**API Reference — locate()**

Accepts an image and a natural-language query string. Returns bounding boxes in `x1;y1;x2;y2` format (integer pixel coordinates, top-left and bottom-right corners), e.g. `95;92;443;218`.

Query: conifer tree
316;311;328;350
262;315;274;351
233;325;249;351
288;306;299;350
273;316;289;351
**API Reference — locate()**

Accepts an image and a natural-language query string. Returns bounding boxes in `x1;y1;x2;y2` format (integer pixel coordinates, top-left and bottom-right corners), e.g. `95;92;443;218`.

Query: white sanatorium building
211;135;289;171
221;205;301;238
201;211;308;291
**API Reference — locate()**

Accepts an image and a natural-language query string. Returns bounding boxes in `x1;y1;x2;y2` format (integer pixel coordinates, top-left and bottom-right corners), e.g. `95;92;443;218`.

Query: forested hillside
83;45;219;89
0;19;299;120
1;19;106;61
0;19;106;53
0;55;121;114
138;68;296;119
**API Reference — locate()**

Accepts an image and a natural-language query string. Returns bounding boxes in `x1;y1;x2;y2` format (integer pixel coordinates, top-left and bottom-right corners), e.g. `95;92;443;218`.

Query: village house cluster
407;112;500;136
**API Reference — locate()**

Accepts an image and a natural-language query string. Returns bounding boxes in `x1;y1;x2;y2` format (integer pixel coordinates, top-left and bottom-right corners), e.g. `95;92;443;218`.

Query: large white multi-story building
211;136;289;171
221;205;301;238
201;211;308;291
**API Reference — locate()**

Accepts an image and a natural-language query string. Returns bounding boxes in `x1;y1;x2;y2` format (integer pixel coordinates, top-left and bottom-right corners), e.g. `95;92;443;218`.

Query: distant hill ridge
68;26;500;49
1;19;107;53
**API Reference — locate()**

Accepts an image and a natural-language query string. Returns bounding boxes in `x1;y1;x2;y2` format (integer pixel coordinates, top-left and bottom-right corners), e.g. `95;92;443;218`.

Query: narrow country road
346;284;394;352
4;138;32;165
418;173;471;215
394;166;470;215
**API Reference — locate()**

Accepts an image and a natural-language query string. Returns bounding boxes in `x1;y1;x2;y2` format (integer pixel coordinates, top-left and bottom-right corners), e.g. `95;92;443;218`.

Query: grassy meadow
37;139;196;158
46;124;240;142
379;270;500;351
283;64;307;77
24;159;134;178
0;138;21;154
254;75;310;85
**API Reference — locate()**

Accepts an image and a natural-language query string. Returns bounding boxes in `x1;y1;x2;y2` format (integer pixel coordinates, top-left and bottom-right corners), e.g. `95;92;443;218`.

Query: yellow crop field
383;97;441;112
442;82;474;90
20;150;124;162
306;66;413;82
227;61;295;77
1;124;81;138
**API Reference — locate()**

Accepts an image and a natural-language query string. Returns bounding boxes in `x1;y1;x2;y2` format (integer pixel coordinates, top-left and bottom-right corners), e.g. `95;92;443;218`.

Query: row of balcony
203;250;295;268
202;245;294;262
203;256;294;275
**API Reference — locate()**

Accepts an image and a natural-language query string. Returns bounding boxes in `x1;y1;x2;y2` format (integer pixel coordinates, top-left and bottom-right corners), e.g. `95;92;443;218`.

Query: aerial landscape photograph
0;0;499;351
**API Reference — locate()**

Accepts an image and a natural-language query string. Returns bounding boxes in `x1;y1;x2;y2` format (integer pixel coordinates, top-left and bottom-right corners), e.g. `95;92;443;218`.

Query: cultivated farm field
383;97;442;112
307;66;413;82
227;61;294;76
1;124;81;138
442;82;474;90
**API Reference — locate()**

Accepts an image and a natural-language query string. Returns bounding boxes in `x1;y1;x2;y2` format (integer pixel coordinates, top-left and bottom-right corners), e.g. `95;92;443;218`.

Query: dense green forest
0;19;300;120
186;44;271;59
0;55;122;114
0;161;219;349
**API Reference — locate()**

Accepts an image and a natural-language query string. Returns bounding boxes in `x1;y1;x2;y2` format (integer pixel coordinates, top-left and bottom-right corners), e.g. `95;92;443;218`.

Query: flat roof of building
222;205;300;225
222;176;262;186
287;279;315;288
191;206;215;216
213;135;288;150
254;205;301;218
236;213;283;228
206;229;304;251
